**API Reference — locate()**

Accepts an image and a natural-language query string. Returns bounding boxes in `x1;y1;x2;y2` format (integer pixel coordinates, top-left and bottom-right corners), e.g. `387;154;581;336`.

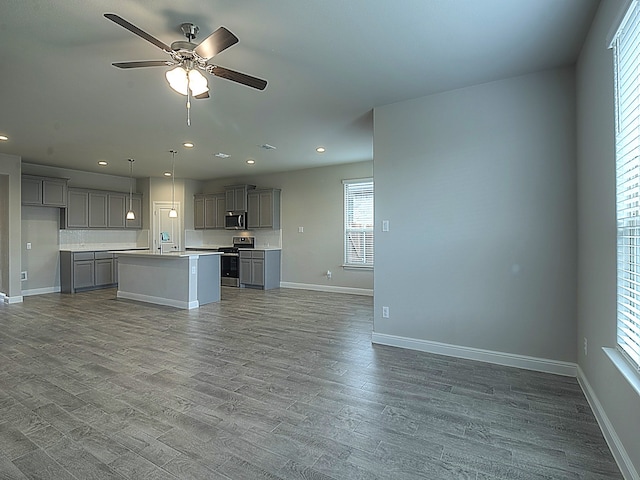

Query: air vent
214;152;230;158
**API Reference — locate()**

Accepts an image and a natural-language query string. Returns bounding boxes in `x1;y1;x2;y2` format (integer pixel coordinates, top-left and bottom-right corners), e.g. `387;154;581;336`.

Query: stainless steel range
218;236;255;287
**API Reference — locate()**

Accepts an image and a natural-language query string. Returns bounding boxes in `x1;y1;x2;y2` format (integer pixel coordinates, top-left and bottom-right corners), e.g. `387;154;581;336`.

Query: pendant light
126;159;135;220
169;150;178;218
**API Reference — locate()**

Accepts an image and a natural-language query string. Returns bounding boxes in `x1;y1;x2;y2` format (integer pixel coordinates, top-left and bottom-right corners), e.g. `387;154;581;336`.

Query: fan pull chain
186;73;191;126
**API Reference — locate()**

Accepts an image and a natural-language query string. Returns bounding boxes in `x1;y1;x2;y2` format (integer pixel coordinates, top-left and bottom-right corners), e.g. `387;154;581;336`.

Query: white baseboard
577;366;639;480
22;286;61;297
371;332;577;377
116;291;198;310
280;282;373;296
3;295;24;304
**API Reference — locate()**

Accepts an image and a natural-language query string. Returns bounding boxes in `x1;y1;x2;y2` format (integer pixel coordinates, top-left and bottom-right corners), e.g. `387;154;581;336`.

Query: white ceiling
0;0;599;180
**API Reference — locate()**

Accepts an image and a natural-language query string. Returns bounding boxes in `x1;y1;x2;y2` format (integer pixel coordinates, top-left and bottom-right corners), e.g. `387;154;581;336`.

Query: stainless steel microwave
225;211;246;229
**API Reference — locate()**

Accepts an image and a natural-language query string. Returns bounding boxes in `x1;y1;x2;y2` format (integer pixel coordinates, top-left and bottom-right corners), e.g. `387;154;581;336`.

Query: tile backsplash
185;229;282;248
60;229;149;250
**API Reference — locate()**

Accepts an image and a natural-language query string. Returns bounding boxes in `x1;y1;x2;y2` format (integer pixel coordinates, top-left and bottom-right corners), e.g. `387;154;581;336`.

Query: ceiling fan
104;13;267;124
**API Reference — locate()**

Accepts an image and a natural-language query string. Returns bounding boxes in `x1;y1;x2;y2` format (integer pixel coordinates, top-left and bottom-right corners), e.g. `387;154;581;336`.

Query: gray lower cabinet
239;249;281;290
21;175;68;207
61;251;117;293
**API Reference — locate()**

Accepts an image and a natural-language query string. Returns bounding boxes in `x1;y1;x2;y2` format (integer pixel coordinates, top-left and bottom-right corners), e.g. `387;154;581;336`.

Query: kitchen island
114;250;222;309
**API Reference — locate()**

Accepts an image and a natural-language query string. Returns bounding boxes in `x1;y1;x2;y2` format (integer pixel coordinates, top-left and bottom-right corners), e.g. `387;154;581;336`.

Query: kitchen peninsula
114;250;222;309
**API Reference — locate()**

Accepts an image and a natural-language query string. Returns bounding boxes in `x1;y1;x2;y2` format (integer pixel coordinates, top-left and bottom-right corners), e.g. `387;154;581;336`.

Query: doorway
152;201;181;253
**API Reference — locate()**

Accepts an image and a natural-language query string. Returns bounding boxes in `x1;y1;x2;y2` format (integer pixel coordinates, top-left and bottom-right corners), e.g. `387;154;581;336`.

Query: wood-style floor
0;287;622;479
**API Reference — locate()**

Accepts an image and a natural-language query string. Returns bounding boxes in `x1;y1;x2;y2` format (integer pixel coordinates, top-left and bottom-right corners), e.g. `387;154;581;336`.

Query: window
343;179;373;267
613;0;640;373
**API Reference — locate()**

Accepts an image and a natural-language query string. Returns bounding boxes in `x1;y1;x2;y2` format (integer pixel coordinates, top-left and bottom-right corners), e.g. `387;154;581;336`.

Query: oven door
220;254;239;287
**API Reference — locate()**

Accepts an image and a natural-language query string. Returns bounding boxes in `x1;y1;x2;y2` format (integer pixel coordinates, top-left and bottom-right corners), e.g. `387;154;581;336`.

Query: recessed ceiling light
183;142;194;148
214;152;230;158
316;147;326;153
163;171;172;177
98;161;108;166
0;135;8;141
246;159;256;165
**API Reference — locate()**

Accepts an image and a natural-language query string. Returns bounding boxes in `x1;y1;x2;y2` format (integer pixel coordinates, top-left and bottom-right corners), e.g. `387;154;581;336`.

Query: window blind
613;0;640;373
344;179;374;266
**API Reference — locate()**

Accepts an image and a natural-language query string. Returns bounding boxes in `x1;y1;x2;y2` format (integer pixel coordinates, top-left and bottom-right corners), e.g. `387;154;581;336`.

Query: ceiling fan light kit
104;13;267;126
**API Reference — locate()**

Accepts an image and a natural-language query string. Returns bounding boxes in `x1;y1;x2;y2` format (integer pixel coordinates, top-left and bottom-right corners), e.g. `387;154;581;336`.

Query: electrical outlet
21;271;27;281
382;306;389;318
326;270;332;279
382;220;390;232
26;242;32;250
584;337;588;356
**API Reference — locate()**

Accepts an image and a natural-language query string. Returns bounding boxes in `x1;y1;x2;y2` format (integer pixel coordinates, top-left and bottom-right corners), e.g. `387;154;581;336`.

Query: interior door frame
152;201;182;252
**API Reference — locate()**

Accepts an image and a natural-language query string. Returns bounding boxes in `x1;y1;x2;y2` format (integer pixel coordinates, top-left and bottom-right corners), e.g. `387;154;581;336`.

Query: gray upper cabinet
247;189;281;229
21;175;67;207
64;188;142;229
125;194;142;229
108;193;126;228
225;184;255;212
88;192;108;228
194;193;226;230
65;189;89;228
194;195;205;229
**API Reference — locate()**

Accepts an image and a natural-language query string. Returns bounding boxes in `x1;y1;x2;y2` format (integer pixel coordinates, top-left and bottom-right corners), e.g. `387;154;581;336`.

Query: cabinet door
73;260;95;289
247;192;260;229
108;193;126;228
204;196;216;229
215;195;226;228
234;186;247;212
66;190;89;228
194;196;205;229
42;178;67;207
21;176;42;205
251;258;265;286
259;191;273;228
89;192;108;228
225;189;235;211
240;257;252;285
95;258;114;286
125;194;142;229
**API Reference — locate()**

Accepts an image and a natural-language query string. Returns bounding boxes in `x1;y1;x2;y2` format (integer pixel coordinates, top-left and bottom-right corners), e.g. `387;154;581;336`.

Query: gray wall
201;161;374;291
0;153;22;300
373;67;577;361
576;0;640;475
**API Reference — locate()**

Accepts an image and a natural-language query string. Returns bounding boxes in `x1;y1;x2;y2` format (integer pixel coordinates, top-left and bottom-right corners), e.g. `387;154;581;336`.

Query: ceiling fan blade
112;60;174;69
194;27;239;60
208;65;267;90
104;13;172;53
194;91;210;99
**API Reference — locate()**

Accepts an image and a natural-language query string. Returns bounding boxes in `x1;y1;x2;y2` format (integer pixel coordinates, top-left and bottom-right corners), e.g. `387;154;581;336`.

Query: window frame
611;0;640;384
343;178;374;269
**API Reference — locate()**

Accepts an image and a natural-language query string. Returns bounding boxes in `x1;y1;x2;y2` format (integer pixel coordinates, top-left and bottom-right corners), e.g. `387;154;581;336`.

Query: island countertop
112;250;223;258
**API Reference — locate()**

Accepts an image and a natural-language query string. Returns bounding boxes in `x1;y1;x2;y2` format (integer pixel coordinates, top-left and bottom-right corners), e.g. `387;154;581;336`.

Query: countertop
113;250;222;258
60;246;149;253
185;245;282;251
